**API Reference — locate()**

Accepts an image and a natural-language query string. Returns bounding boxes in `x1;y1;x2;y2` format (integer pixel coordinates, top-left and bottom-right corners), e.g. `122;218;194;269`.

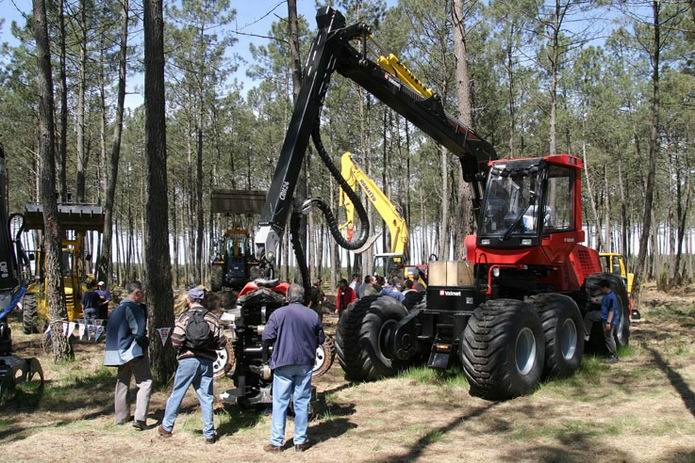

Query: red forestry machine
231;7;629;403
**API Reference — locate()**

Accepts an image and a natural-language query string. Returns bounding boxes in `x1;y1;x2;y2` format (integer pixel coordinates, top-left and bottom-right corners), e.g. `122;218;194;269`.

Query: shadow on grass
646;346;695;418
377;401;498;462
216;404;266;437
0;366;117;444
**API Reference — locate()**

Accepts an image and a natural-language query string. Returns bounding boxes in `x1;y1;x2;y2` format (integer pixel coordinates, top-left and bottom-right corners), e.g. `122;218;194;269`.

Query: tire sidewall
362;297;407;370
550;302;583;376
503;306;545;397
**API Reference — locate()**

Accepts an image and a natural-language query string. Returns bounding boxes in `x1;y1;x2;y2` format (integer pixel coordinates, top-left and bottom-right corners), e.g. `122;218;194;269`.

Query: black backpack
185;309;212;349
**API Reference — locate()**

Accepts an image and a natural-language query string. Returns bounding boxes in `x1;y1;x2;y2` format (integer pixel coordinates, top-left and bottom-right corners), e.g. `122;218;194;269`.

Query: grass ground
1;282;694;462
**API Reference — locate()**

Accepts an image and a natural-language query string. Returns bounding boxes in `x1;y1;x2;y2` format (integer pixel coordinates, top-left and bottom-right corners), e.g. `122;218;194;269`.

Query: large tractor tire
528;293;583;379
336;295;410;381
22;294;39;335
210;265;225;292
584;273;630;352
460;299;545;401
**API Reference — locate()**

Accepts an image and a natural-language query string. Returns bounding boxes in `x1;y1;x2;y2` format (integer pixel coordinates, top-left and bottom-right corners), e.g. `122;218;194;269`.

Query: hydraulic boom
256;7;496;273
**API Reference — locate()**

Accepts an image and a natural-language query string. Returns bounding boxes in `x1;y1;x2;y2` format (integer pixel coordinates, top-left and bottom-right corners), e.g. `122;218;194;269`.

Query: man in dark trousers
103;281;152;429
262;284;325;453
159;287;226;444
583;279;621;363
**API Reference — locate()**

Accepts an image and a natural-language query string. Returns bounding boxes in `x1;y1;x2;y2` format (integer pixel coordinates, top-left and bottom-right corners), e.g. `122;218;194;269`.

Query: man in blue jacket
262;284;325;453
583;279;621;363
104;281;152;429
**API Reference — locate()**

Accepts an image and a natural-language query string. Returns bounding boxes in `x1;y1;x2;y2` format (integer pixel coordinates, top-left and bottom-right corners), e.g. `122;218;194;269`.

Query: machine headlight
492;267;500;278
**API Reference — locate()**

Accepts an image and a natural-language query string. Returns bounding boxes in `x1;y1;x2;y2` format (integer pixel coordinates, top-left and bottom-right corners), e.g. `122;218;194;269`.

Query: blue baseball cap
187;287;206;302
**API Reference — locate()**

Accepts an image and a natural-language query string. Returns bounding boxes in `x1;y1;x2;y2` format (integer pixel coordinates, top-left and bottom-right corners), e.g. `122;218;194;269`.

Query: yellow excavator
339;152;427;285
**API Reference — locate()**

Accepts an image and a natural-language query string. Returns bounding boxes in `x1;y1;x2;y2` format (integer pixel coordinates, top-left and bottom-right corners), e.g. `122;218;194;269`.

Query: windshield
481;166;541;237
226;234;251;258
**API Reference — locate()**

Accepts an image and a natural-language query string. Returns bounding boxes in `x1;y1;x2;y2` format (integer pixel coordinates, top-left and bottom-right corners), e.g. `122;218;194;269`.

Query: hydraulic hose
302;118;371;251
289;210;311;302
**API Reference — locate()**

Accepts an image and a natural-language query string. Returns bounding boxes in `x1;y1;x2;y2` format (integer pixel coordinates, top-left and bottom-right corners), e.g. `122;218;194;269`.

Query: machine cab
476;155;583;250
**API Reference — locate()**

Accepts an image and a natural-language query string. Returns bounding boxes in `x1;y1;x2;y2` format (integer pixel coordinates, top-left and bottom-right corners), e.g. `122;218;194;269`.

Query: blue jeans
161;357;215;438
270;364;313;446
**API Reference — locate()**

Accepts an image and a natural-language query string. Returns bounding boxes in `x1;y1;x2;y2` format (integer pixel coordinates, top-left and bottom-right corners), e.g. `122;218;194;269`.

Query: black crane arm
256;7;497;264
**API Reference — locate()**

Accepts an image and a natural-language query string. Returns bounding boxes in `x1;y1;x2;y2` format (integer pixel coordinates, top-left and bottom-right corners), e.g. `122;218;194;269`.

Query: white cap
97;281;105;286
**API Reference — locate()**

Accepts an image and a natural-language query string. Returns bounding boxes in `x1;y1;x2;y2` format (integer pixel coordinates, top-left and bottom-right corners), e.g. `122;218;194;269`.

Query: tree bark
75;0;88;202
634;1;661;283
452;0;476;256
102;0;129;285
33;0;72;361
57;0;68;201
438;143;449;260
143;0;175;383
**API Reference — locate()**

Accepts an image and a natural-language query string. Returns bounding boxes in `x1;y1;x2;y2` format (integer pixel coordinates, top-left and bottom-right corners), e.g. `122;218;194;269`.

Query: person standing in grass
103;281;152;429
583;279;621;363
262;284;325;453
158;287;226;444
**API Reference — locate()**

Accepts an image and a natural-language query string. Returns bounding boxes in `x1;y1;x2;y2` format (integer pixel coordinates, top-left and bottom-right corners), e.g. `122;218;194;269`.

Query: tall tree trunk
603;165;612;251
143;0;175;383
438;144;449;260
102;0;129;285
195;126;204;282
617;161;628;260
57;0;68;201
33;0;72;361
582;142;601;251
505;29;516;157
75;0;88;202
673;152;691;285
452;0;476;256
634;1;661;283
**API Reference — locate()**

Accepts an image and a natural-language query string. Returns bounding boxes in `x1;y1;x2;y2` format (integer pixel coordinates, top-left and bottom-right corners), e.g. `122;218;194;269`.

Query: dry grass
2;285;694;463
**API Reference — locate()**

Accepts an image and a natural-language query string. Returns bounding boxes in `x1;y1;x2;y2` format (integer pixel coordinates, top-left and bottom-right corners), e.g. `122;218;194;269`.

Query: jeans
115;354;152;424
83;308;97;341
583;310;618;356
161;357;215;438
270;364;313;446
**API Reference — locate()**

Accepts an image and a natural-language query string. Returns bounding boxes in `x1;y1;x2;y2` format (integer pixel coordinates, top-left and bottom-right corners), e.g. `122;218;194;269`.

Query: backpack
185;309;212;349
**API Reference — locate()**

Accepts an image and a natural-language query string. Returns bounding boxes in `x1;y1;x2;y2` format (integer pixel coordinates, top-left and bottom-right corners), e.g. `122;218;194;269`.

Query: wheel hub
314;345;325;372
213;347;228;374
515;327;537;376
559;318;577;360
378;319;397;360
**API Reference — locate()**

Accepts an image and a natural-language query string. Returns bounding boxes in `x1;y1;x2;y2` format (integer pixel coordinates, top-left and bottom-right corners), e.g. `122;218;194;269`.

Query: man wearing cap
159;287;226;444
96;281;112;320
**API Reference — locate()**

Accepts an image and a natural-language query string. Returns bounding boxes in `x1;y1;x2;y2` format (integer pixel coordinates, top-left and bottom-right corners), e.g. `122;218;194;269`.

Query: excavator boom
339;152;408;257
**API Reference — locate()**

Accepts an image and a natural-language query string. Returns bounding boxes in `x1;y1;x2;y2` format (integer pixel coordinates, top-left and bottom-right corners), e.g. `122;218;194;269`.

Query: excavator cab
373;253;404;281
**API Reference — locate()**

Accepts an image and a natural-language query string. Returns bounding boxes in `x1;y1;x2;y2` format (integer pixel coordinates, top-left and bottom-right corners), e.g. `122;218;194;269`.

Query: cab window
543;166;574;232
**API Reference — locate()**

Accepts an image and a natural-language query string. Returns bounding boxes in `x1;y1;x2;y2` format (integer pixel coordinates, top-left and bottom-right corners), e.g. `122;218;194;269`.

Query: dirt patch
2;287;695;462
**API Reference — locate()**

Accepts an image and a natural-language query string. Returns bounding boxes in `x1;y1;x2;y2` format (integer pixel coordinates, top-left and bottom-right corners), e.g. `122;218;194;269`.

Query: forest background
0;0;692;292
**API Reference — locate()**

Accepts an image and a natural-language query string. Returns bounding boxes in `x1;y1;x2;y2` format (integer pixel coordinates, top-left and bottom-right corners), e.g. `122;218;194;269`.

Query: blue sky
0;1;348;108
0;0;622;110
